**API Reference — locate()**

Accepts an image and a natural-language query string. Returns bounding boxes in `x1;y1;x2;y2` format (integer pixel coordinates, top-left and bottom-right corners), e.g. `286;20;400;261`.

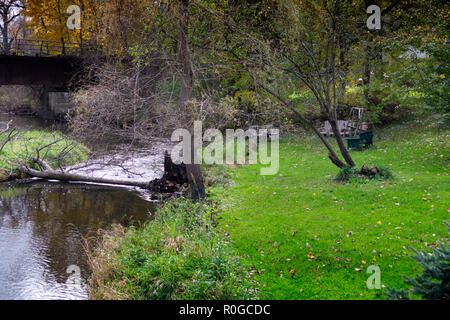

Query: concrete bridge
0;38;87;119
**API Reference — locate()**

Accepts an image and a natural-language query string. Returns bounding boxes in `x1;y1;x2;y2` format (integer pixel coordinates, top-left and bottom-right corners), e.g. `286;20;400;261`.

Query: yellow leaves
307;251;315;259
377;220;382;225
440;74;446;79
361;260;366;265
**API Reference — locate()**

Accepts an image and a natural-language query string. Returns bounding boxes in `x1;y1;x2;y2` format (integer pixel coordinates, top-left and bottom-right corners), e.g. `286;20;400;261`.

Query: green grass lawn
0;130;89;177
209;116;449;299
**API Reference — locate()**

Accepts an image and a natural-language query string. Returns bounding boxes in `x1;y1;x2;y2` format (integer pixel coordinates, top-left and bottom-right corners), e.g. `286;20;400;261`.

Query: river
0;114;169;300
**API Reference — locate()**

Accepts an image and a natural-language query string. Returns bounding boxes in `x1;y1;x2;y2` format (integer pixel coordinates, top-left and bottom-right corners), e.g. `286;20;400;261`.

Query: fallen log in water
17;151;188;193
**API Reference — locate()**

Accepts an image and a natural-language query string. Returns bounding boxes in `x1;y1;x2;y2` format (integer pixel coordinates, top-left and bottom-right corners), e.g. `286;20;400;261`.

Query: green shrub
0;130;89;171
418;42;449;114
336;165;393;182
376;166;394;180
386;223;450;300
88;199;258;300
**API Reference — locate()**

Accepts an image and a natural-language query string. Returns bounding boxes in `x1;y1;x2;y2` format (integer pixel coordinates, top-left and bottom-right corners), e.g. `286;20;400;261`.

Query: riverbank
0;129;89;181
87;115;449;300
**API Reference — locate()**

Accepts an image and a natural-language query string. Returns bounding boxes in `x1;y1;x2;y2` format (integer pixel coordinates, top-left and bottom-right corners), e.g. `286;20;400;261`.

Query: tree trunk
177;0;206;200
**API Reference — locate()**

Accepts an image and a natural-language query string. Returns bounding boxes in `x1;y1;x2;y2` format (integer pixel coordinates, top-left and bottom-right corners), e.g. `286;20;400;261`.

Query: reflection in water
0;182;155;300
0;113;49;131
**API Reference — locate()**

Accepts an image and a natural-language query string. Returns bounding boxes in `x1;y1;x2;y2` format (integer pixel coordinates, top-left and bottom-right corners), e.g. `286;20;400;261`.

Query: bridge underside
0;55;82;87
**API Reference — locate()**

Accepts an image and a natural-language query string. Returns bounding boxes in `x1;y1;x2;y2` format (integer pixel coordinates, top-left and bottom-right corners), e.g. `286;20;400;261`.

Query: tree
0;0;24;54
80;0;158;57
358;0;448;106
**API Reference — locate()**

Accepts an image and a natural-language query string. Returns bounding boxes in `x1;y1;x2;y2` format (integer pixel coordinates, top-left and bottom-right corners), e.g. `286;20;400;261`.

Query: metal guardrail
1;38;89;57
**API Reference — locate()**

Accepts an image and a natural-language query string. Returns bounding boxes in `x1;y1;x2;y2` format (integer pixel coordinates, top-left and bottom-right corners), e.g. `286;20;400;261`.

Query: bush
88;199;258;300
386;223;450;300
419;42;449;114
341;78;416;125
70;64;161;144
376;166;394;180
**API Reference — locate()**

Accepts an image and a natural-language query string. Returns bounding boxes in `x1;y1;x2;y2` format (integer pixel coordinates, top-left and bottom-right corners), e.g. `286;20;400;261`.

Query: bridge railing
1;38;90;57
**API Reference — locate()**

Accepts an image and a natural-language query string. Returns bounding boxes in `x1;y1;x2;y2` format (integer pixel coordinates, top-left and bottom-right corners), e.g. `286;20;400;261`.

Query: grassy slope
210;116;449;299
